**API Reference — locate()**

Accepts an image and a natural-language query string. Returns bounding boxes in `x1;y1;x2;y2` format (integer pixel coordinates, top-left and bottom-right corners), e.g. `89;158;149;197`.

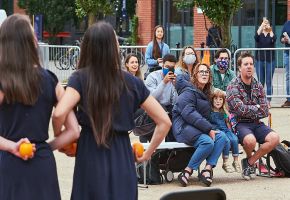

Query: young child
210;89;241;173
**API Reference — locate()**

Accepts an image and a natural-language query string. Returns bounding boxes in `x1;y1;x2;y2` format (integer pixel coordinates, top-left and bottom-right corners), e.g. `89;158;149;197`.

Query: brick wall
136;0;155;45
193;7;212;48
288;0;290;20
14;0;26;14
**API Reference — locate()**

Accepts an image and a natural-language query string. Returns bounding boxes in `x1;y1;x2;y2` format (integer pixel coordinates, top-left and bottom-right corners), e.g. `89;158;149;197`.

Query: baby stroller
157;147;195;183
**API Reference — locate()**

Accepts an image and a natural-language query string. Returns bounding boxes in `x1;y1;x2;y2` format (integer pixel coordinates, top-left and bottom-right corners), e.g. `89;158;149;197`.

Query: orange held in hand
132;142;144;157
19;142;33;157
60;142;77;156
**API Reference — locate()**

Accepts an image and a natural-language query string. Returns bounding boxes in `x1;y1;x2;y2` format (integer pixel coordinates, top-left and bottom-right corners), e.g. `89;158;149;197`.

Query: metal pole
162;0;167;42
181;9;185;47
272;0;276;35
265;0;269;18
167;0;171;46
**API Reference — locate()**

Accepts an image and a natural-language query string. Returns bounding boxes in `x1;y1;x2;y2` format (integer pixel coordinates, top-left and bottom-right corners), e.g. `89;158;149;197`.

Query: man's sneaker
281;100;290;107
232;161;241;173
249;164;256;179
222;160;234;173
241;158;255;180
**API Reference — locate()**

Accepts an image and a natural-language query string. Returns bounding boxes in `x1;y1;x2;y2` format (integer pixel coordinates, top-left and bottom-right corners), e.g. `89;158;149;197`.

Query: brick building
136;0;290;49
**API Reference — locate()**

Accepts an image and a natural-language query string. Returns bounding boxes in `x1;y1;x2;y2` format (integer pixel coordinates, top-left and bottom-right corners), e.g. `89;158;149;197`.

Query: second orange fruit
132;142;144;157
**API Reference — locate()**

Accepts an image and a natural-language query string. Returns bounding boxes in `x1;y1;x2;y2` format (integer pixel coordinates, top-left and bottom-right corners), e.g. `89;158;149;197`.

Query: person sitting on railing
226;52;280;181
175;46;199;79
255;17;276;108
210;48;235;92
145;25;170;75
124;53;143;80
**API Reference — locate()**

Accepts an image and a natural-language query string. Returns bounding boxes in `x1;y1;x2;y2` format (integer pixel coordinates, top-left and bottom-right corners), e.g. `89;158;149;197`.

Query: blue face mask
216;59;229;70
162;68;169;76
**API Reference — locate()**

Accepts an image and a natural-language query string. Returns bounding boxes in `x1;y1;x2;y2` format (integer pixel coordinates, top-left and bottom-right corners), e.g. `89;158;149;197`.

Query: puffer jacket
172;74;213;145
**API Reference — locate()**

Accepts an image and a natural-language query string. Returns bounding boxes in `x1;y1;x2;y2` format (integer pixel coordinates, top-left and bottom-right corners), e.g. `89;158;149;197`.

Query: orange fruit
19;142;33;157
132;142;144;157
60;142;77;156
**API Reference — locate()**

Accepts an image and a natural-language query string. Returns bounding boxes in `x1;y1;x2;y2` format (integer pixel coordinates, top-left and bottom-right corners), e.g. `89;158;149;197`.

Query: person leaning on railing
145;25;170;74
254;17;276;107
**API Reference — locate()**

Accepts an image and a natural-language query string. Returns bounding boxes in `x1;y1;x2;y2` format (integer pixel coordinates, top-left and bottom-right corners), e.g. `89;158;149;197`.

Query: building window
0;0;13;16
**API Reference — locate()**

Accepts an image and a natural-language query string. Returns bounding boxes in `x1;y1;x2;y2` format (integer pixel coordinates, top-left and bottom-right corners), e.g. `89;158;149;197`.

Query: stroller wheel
163;170;174;182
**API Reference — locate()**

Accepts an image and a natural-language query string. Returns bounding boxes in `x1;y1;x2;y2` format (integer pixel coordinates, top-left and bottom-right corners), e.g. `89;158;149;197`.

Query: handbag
133;108;156;137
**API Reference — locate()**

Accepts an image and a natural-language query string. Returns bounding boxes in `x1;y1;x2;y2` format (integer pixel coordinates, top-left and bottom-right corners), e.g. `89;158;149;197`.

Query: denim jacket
226;75;268;121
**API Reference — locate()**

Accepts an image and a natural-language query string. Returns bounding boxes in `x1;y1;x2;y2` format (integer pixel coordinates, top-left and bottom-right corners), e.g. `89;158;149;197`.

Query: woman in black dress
53;21;171;200
0;14;79;200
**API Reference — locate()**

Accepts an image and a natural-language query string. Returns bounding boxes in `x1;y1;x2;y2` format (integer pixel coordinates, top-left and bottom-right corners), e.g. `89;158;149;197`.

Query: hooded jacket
172;74;213;145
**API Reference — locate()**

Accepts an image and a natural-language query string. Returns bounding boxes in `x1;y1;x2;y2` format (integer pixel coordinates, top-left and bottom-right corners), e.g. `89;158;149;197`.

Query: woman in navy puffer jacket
172;63;227;187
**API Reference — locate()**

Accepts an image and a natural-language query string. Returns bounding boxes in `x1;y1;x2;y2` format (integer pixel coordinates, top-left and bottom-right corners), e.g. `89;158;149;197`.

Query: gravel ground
52;108;290;200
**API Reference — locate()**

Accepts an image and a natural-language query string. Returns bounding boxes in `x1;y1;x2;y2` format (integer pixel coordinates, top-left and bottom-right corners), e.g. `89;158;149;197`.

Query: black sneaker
249;164;256;179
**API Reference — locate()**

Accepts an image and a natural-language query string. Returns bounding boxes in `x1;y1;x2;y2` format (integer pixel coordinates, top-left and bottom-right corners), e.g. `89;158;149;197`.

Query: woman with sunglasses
172;63;227;187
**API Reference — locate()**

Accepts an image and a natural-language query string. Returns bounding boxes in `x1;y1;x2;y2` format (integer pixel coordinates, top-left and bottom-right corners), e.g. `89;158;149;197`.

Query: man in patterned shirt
226;52;279;180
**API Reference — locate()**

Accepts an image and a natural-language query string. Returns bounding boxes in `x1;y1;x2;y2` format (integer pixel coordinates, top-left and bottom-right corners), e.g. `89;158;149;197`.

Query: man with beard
226;52;279;180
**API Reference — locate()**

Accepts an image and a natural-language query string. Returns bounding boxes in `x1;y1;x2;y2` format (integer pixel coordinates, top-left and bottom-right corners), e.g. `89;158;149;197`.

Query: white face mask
183;54;196;65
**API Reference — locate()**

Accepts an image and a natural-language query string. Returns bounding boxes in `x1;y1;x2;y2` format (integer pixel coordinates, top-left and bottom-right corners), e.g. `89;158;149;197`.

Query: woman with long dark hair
172;63;227;187
145;25;170;73
124;53;143;79
53;21;171;199
0;14;79;200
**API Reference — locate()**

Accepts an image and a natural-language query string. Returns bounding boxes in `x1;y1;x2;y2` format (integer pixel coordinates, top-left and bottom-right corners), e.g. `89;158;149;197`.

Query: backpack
266;140;290;177
137;150;163;185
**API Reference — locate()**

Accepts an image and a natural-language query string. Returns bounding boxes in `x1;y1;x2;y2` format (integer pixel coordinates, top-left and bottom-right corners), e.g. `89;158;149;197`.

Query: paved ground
51;108;290;200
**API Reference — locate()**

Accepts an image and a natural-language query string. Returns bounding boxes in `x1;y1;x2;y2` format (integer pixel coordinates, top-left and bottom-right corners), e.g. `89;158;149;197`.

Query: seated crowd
127;49;280;187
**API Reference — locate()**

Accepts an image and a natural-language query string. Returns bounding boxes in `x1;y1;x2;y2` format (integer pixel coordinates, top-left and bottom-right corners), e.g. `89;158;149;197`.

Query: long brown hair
0;14;41;105
177;46;199;72
124;53;142;79
191;63;213;99
78;21;126;147
152;25;164;59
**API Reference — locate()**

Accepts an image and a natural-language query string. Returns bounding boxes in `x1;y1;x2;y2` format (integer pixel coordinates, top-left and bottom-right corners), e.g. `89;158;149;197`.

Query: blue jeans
255;60;275;101
187;132;227;170
222;130;239;158
284;53;290;101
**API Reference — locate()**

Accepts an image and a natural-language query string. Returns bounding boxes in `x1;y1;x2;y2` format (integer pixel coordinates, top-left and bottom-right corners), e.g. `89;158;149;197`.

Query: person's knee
200;137;214;151
243;135;256;148
265;132;280;147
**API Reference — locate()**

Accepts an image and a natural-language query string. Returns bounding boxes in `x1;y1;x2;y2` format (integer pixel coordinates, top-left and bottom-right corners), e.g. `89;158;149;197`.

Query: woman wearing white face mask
175;46;199;80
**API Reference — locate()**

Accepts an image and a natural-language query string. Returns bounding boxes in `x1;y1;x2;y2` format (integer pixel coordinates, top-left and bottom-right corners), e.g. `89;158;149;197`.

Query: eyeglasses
198;70;210;76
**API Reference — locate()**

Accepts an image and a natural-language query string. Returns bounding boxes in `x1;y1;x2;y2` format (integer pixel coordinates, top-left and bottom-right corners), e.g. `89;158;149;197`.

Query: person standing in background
145;25;170;74
255;18;276;107
210;49;235;91
280;20;290;107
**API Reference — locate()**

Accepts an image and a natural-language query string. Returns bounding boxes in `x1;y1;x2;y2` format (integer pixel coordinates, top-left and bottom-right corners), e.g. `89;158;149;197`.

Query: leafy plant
174;0;242;48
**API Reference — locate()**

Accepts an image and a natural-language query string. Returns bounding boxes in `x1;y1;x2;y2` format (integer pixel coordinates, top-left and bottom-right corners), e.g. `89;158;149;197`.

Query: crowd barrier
38;44;80;83
38;44;290;100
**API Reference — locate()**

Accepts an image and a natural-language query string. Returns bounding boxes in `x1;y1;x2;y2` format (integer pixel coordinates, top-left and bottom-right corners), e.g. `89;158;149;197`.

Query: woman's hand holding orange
9;138;36;160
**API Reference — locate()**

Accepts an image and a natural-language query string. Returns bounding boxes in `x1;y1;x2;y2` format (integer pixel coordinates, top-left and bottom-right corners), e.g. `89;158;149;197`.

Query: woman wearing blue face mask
175;46;199;81
210;48;236;91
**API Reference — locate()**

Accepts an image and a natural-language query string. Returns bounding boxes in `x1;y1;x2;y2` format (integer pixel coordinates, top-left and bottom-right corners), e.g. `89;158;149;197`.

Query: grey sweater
144;70;177;106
